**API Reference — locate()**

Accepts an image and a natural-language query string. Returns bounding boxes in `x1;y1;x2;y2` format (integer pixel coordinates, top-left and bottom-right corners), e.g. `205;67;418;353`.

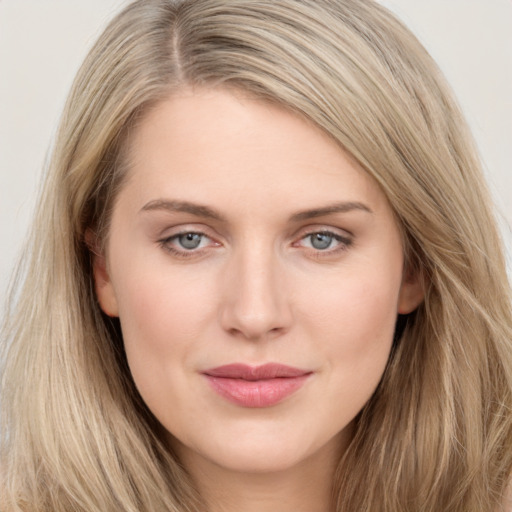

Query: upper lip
203;363;311;381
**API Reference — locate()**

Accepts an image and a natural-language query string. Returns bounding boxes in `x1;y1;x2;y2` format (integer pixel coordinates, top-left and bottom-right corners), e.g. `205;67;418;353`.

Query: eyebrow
140;199;372;222
140;199;226;221
289;201;373;222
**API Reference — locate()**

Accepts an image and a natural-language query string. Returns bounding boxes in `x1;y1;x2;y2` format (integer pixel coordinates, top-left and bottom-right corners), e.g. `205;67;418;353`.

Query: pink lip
203;363;312;408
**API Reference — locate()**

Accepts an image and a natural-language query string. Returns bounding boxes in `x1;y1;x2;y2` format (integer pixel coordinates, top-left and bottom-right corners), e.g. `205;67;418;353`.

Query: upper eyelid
293;224;353;239
158;223;218;239
164;231;209;240
294;231;351;246
162;228;210;238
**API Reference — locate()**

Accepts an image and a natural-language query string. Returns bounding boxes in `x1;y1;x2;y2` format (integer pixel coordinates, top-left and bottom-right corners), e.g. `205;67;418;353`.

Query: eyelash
294;230;353;258
158;229;353;259
158;231;217;259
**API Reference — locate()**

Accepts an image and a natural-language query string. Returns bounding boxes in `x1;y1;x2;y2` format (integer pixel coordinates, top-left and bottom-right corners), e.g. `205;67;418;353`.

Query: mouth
202;363;313;408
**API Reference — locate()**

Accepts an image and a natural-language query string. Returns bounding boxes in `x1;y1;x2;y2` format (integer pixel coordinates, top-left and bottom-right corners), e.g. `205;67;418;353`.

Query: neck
174;437;343;512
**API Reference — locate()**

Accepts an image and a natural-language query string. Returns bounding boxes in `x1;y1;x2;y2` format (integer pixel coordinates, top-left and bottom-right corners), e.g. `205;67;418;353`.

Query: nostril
225;324;288;342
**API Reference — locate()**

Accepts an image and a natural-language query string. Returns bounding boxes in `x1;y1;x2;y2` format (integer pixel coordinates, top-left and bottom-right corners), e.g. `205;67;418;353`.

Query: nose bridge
220;235;291;340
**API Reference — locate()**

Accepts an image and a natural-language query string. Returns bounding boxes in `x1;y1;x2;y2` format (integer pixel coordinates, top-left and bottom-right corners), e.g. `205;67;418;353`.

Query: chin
169;421;347;476
201;444;311;475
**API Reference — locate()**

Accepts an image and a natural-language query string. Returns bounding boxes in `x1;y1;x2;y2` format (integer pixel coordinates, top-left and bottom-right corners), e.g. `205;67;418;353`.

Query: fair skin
93;88;423;512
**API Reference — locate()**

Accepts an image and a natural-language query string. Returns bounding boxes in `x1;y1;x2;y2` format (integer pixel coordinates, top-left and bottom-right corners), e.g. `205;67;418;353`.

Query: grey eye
309;233;334;250
178;233;203;249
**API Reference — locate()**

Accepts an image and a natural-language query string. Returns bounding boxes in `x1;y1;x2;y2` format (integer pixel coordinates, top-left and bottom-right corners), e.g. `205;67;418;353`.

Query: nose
219;242;293;341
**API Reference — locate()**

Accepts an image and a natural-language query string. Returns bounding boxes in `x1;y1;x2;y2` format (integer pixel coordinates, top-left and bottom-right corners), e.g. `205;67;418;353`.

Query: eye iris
178;233;202;249
310;233;333;250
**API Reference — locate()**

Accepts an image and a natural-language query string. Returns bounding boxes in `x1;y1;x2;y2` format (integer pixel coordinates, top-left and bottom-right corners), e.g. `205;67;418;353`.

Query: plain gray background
1;0;511;312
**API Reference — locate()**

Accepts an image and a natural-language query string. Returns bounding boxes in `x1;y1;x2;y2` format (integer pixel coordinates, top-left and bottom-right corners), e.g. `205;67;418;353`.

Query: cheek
111;263;219;397
343;276;399;343
116;255;218;334
303;265;401;342
298;278;399;443
299;265;401;396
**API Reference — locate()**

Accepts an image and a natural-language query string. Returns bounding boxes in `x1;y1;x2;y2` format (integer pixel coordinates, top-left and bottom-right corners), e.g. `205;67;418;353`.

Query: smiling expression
93;88;423;475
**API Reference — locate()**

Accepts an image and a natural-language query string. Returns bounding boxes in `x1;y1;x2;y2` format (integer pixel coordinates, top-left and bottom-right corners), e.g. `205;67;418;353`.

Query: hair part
2;1;511;511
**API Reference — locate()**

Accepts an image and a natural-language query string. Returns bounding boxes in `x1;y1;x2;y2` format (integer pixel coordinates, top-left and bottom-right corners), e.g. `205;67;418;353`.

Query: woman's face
94;88;422;475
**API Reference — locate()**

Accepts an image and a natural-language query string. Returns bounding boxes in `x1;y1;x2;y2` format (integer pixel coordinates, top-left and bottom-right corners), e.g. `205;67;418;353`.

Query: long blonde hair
2;1;511;510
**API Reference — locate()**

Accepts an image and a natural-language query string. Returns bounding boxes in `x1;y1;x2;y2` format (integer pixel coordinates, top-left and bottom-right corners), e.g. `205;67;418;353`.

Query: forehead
119;87;390;219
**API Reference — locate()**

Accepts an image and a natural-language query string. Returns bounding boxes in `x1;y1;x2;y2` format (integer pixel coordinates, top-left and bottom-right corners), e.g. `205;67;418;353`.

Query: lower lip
204;375;311;408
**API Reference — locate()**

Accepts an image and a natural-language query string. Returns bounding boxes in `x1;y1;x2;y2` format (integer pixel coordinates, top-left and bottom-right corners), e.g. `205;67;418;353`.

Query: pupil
179;233;202;249
311;233;332;250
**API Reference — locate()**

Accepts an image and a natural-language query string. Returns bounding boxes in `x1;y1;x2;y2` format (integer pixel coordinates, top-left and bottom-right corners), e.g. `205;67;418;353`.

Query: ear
397;265;425;315
85;229;119;317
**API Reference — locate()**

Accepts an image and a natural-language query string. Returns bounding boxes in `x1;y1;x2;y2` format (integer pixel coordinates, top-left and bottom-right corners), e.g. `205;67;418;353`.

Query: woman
1;0;511;511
